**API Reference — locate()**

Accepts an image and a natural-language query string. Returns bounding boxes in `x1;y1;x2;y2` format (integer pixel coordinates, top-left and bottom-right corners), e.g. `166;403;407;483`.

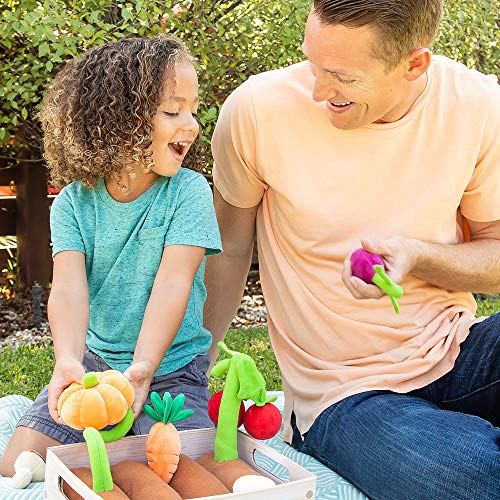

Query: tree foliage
0;0;498;169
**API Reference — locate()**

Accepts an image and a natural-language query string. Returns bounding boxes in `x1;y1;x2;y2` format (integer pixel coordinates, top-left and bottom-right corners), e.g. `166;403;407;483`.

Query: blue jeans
292;313;500;500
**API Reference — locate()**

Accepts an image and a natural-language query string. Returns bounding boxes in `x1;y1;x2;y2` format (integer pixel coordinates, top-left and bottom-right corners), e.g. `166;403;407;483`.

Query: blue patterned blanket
0;393;365;499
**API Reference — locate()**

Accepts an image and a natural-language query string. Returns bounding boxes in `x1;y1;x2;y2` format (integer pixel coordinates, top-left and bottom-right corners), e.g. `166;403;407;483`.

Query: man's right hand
47;358;85;424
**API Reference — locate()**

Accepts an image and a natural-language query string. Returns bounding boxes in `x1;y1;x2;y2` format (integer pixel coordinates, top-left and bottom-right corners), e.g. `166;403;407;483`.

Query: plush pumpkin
58;370;134;430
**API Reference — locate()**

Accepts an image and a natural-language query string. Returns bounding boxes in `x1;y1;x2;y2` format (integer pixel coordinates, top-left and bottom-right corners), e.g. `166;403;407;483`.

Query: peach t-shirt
212;56;500;442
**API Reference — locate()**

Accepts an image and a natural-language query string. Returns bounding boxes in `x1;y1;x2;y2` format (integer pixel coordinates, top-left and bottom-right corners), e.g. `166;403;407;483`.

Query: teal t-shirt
50;168;222;375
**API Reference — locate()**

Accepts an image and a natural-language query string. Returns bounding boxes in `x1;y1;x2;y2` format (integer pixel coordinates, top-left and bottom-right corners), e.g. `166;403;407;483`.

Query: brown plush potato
195;452;264;491
110;460;182;500
63;468;129;499
169;454;230;498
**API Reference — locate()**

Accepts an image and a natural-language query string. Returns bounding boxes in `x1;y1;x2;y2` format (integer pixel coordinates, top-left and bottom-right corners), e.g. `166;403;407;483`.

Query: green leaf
21;108;28;120
39;42;49;57
143;404;160;422
46;60;53;72
122;8;132;21
168;393;185;422
162;392;172;423
150;391;164;417
170;409;194;423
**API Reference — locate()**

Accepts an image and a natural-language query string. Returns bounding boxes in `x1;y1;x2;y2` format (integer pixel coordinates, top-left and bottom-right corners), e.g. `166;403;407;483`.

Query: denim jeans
292;313;500;500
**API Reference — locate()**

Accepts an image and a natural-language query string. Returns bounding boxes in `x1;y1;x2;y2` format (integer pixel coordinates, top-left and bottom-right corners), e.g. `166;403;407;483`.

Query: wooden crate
45;428;316;499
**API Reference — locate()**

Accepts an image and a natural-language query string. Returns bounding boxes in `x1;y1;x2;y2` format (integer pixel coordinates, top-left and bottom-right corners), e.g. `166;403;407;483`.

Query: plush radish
211;342;279;461
350;248;403;313
208;391;245;427
243;403;281;440
144;392;194;483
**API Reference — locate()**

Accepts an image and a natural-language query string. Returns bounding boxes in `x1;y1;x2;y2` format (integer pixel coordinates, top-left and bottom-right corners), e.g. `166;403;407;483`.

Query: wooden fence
0;157;52;286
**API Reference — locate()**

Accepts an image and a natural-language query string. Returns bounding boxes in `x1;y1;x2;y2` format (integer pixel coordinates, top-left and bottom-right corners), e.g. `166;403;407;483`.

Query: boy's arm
125;244;206;417
47;250;88;423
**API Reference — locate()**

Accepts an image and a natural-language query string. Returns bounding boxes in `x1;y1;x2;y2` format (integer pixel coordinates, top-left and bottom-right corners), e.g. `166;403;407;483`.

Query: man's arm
343;219;500;299
412;219;500;292
204;188;258;364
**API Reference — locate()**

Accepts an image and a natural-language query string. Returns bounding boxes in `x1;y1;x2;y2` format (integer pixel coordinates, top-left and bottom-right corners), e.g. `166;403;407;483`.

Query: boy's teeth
333;102;352;106
172;141;188;146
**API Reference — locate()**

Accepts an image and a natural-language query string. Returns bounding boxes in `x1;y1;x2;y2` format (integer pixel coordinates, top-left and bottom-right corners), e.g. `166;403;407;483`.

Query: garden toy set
11;343;316;498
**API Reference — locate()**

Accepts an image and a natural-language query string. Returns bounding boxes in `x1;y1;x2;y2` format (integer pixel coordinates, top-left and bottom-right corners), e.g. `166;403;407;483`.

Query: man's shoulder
432;55;499;105
230;61;312;103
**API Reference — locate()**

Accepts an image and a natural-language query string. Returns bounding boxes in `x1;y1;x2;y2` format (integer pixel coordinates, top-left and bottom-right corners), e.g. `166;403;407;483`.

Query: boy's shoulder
52;180;94;206
169;168;209;192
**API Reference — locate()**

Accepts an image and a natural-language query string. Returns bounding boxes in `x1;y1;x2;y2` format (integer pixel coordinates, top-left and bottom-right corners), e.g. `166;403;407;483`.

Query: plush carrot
143;392;194;483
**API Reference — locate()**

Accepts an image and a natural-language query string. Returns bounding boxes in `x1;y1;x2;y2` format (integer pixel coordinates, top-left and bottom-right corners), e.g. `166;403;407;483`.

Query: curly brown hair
40;34;203;189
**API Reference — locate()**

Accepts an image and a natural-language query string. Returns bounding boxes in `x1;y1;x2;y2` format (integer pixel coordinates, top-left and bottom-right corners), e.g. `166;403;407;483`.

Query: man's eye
164;112;179;117
335;75;354;85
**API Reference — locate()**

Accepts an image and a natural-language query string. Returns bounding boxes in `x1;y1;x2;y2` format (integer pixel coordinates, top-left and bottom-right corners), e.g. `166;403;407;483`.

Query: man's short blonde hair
313;0;442;70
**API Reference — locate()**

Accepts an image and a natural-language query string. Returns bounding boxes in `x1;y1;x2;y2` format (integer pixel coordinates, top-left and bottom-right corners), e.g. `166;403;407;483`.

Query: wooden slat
16;158;52;285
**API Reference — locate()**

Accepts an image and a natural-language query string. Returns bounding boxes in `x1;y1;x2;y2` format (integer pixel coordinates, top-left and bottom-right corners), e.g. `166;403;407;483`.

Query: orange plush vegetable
144;392;194;483
58;370;134;430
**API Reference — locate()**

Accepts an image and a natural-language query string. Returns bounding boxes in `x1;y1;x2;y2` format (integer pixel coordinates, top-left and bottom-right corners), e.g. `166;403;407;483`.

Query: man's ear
404;48;431;81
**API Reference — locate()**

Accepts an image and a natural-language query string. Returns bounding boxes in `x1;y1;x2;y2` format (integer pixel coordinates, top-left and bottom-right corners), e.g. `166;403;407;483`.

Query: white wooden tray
45;428;316;499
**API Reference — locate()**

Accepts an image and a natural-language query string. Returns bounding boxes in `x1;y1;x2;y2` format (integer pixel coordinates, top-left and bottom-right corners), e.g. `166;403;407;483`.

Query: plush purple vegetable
350;248;403;314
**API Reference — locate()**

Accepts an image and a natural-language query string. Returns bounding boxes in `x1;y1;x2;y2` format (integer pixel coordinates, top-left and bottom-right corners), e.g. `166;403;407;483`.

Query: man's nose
312;71;334;102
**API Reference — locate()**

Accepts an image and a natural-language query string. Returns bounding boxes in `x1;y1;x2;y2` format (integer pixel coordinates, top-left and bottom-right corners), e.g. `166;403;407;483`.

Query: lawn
0;295;498;400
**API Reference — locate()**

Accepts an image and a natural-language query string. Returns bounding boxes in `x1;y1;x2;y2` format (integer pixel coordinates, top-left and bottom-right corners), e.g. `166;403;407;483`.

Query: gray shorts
16;347;213;444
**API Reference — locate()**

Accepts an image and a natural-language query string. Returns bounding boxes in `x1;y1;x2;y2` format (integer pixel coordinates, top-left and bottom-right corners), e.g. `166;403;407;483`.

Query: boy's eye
164;112;179;117
192;113;198;118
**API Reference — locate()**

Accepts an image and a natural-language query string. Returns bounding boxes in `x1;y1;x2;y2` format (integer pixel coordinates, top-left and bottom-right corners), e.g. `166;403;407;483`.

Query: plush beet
350;248;384;283
350;247;403;314
243;403;282;440
208;391;245;427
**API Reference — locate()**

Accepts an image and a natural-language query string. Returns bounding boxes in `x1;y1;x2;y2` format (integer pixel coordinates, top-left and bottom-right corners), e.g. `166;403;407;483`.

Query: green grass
0;295;498;399
0;327;279;398
0;344;55;399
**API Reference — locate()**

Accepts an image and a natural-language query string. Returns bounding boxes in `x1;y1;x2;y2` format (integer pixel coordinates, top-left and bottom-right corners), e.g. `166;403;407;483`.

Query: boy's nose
183;114;199;134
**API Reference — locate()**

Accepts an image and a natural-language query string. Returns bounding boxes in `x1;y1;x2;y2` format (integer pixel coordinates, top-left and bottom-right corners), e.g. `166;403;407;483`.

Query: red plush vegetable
243;403;282;440
208;391;245;427
350;248;403;313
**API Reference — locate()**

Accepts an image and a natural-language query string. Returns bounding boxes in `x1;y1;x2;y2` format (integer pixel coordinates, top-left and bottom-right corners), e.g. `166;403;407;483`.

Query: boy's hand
124;360;156;419
48;358;85;424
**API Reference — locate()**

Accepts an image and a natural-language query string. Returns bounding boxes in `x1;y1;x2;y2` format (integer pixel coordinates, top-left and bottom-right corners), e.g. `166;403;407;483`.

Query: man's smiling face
303;10;414;130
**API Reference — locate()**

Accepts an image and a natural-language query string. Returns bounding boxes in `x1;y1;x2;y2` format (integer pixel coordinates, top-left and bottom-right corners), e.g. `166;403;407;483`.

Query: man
204;1;500;498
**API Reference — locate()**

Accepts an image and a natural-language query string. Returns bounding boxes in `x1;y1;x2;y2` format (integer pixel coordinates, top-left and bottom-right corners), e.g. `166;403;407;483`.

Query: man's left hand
342;236;424;300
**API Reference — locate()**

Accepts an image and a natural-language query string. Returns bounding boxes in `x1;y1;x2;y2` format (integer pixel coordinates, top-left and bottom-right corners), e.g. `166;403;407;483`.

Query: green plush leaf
168;393;185;422
170;409;194;423
162;392;172;424
150;391;165;417
144;404;161;422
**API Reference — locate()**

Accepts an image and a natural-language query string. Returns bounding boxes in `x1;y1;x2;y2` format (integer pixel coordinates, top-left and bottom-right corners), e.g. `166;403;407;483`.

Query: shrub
0;0;498;169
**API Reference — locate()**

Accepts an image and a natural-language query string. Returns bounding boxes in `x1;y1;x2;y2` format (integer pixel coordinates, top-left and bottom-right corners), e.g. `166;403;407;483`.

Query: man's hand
124;360;156;419
48;358;85;424
343;236;423;300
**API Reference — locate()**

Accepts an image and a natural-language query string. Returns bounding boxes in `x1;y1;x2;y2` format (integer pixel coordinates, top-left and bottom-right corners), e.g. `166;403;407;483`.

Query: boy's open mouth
168;141;189;160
